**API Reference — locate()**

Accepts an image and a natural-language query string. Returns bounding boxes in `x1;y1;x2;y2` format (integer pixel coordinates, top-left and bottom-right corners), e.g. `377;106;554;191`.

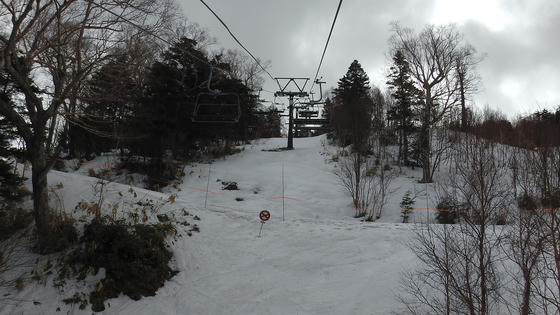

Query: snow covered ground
1;135;436;315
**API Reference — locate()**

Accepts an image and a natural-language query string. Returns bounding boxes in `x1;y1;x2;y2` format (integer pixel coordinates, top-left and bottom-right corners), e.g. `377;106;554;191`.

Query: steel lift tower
274;78;309;149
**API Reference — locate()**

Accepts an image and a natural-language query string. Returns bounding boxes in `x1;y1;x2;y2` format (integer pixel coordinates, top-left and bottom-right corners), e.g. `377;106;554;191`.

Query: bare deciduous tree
455;44;482;130
502;142;560;314
335;148;366;217
504;207;547;315
0;0;173;251
220;49;270;91
400;134;512;315
389;23;481;183
335;132;396;220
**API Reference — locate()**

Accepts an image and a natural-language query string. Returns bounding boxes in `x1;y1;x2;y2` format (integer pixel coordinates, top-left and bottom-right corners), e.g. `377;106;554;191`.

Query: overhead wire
86;0;234;77
198;0;280;89
309;0;344;94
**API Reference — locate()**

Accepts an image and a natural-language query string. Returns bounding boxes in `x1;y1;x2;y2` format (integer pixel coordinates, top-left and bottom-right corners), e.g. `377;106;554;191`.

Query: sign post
258;210;270;237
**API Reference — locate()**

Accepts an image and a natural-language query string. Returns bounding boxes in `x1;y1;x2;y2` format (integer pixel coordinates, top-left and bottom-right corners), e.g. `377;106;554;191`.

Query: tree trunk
31;134;51;252
479;220;488;315
354;155;361;214
421;91;433;183
550;213;560;315
403;120;409;166
46;115;57;153
420;124;431;182
520;270;531;315
458;68;467;131
397;127;403;165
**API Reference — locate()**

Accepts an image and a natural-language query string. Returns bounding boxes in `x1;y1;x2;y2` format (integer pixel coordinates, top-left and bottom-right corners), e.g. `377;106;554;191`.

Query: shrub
144;157;184;192
0;207;33;240
207;140;242;158
518;192;539;210
53;159;66;171
435;195;460;224
542;188;560;208
63;292;88;310
70;217;176;311
40;212;78;254
0;159;27;203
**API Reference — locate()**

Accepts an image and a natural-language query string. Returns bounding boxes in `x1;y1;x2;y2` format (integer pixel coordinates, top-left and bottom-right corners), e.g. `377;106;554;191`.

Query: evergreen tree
250;104;282;138
400;190;415;223
386;50;421;166
138;37;207;160
322;97;333;123
0;61;26;203
70;53;142;158
0;130;24;203
320;97;334;137
332;60;374;149
136;37;257;159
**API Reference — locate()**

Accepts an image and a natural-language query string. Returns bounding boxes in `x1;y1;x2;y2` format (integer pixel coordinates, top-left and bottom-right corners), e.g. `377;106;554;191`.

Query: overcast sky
180;0;560;116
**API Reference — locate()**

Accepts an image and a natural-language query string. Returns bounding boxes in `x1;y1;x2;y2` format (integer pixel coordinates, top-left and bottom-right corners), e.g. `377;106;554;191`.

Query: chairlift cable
309;0;343;94
198;0;279;89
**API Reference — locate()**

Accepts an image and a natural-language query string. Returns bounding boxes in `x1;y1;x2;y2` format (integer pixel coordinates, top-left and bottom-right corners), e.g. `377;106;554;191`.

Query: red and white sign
259;210;271;221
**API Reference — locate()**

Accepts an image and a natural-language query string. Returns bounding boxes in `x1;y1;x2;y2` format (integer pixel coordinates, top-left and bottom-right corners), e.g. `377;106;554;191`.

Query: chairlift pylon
192;67;241;123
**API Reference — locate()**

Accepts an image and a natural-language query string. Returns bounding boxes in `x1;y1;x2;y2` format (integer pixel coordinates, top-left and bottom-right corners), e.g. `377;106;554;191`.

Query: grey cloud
181;0;560;115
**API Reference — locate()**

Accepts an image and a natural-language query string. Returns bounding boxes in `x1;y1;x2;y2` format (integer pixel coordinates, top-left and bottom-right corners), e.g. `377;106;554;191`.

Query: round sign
259;210;271;221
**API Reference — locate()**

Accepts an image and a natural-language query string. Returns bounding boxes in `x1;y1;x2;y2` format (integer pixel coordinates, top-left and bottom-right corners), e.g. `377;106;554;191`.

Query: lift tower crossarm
274;78;310;149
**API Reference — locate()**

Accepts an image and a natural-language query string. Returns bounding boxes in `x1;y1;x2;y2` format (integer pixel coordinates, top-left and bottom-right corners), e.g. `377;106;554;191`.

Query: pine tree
400;190;415;223
0;62;25;203
0;119;24;203
322;97;333;122
332;60;374;150
140;37;206;158
70;53;141;158
136;38;257;159
386;50;421;166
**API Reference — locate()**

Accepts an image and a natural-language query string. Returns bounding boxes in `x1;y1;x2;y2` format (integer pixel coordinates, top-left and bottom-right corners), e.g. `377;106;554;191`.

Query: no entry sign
258;210;270;237
259;210;271;221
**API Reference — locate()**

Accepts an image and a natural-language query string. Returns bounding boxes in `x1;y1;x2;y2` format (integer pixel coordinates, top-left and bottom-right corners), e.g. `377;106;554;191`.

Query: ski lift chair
298;110;319;118
192;66;241;123
192;92;241;123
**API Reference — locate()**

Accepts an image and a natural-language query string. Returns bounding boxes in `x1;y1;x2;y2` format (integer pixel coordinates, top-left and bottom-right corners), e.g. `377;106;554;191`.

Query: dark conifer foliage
0;122;24;202
0;63;26;202
135;37;206;159
386;50;422;166
250;104;282;138
134;38;257;159
71;36;264;176
323;97;333;124
69;53;141;158
332;60;374;149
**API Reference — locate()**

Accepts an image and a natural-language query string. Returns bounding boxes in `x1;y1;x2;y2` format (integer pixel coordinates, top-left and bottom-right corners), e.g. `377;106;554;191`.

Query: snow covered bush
62;217;177;312
435;195;460;224
50;186;200;312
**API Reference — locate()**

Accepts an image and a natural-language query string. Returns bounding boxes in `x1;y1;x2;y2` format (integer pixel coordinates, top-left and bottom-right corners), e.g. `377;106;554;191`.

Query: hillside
2;136;439;314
